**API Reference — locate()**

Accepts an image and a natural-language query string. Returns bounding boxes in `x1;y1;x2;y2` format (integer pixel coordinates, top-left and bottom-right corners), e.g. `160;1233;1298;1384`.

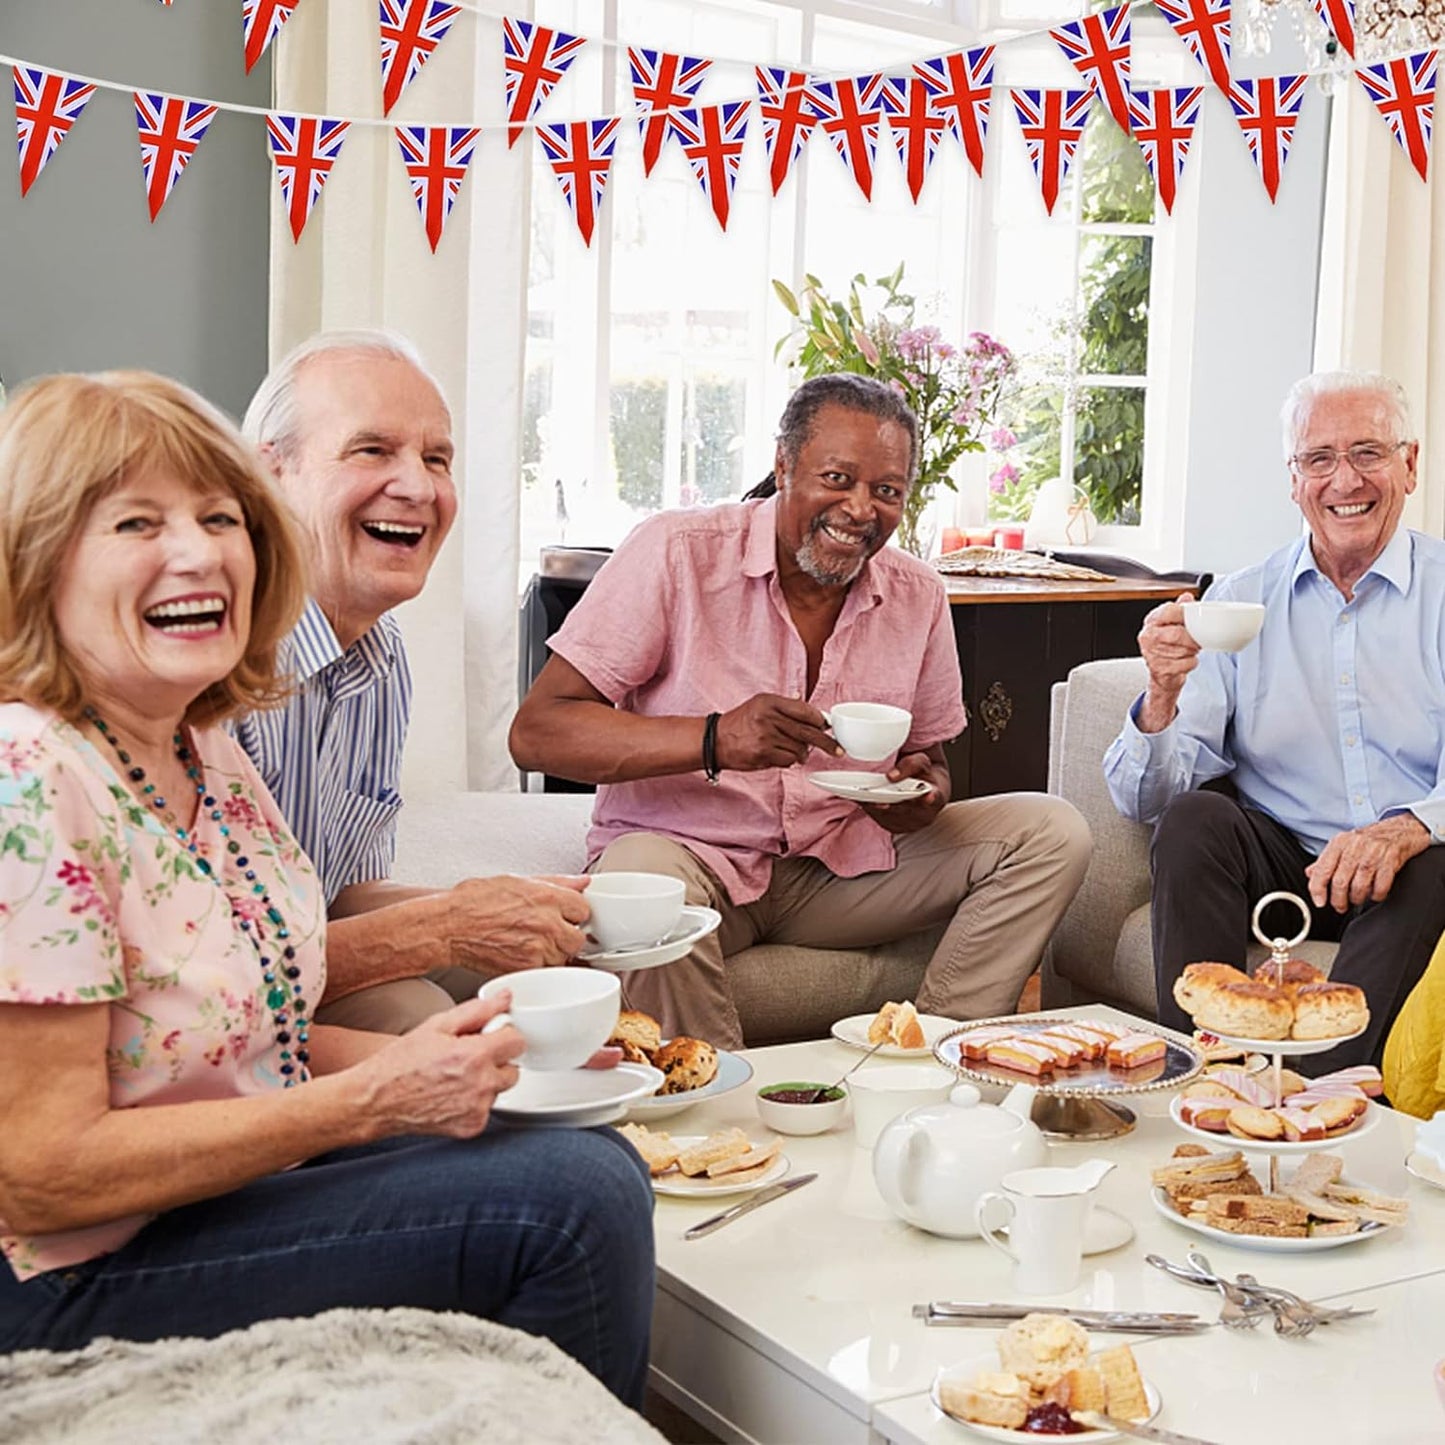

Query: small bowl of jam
756;1081;849;1135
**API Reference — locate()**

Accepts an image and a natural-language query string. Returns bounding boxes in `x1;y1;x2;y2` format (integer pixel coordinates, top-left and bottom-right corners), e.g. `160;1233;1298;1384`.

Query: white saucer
1405;1149;1445;1191
1169;1094;1379;1151
1149;1185;1393;1252
651;1140;791;1198
1190;1023;1367;1057
831;1011;958;1058
492;1063;664;1128
577;905;721;972
627;1048;754;1121
931;1356;1161;1441
810;770;932;804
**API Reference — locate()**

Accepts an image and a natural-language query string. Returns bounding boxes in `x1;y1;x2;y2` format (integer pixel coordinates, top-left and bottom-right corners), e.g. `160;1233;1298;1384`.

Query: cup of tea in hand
1181;601;1265;652
479;967;620;1070
825;702;912;762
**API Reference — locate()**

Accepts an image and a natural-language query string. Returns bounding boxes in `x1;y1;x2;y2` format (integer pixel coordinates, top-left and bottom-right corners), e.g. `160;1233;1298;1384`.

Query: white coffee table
643;1006;1445;1444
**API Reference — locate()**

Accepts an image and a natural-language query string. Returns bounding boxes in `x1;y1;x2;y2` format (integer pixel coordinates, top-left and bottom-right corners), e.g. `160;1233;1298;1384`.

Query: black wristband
702;711;722;785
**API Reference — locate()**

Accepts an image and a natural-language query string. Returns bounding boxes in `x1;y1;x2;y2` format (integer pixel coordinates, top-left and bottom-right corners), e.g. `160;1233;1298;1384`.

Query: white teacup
584;871;686;952
825;702;912;762
478;966;620;1071
975;1164;1111;1295
1181;600;1265;652
850;1063;955;1148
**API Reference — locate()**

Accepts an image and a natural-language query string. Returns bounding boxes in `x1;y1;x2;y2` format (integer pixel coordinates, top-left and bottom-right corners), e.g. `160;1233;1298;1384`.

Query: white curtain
1314;83;1445;538
271;1;526;799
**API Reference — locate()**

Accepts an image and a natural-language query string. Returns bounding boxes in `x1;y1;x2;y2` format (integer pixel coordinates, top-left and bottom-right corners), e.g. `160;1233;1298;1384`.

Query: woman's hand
354;992;526;1139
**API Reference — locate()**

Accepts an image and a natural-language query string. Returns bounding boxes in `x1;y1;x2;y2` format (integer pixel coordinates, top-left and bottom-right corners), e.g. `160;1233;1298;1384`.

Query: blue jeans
0;1125;655;1408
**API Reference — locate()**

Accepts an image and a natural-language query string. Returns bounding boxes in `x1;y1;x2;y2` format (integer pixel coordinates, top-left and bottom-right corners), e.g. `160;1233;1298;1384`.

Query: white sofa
394;791;944;1045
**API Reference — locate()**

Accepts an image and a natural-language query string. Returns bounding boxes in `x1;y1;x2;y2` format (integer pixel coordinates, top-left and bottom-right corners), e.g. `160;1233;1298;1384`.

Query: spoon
801;1038;887;1103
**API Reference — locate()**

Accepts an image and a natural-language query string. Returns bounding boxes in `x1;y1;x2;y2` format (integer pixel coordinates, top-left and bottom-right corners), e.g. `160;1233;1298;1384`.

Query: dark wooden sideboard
941;576;1188;798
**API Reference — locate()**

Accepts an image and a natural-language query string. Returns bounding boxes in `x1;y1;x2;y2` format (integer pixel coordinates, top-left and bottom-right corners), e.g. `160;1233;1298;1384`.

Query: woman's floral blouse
0;704;326;1280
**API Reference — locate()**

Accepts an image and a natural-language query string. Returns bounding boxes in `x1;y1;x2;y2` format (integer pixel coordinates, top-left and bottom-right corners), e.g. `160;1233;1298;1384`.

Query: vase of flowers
773;266;1016;557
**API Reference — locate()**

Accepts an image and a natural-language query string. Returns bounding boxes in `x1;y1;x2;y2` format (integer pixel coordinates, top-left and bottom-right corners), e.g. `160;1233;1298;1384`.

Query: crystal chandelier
1236;0;1445;69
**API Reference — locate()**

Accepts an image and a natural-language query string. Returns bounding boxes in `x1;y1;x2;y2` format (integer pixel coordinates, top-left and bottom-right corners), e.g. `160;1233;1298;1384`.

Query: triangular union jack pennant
1127;85;1203;214
1228;75;1307;202
628;48;711;176
1153;0;1233;96
668;101;748;230
265;113;350;242
537;118;619;247
1011;88;1093;215
134;92;217;221
243;0;303;75
1050;5;1132;134
379;0;461;117
503;17;586;149
805;74;887;200
880;72;949;202
755;68;816;194
1356;51;1436;182
395;124;479;251
14;65;96;197
913;48;995;179
1312;0;1356;58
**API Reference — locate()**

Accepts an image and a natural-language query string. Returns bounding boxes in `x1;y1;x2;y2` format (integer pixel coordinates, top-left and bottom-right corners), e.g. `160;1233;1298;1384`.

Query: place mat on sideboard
932;547;1115;582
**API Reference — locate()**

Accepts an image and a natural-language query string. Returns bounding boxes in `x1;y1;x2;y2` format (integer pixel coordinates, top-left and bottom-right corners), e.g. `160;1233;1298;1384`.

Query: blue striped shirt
232;599;411;907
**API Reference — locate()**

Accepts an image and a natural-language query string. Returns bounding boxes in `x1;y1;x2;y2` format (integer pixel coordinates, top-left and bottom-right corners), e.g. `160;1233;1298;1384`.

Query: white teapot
871;1082;1049;1238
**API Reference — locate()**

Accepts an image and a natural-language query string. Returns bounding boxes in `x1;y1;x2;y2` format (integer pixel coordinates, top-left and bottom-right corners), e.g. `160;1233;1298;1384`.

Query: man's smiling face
269;350;456;647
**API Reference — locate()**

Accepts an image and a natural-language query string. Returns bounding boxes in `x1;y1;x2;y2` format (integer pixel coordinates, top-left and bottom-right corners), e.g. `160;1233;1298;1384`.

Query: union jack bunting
243;0;302;75
1312;0;1356;57
913;47;995;179
667;101;748;230
1153;0;1233;95
1011;88;1094;215
134;92;218;221
379;0;461;116
503;17;586;149
755;67;816;194
537;117;620;247
14;64;95;197
1356;51;1436;182
805;74;887;200
396;124;479;251
1228;76;1308;202
880;73;949;202
1050;4;1132;133
1127;85;1204;214
628;48;712;176
265;112;350;242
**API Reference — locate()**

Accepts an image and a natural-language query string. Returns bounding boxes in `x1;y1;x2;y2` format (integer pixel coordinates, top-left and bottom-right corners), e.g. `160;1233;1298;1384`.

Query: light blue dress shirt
1104;528;1445;856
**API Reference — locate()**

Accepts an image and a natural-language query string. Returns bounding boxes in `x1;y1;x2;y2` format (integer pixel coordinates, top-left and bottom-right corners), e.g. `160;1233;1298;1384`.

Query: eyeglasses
1288;440;1408;480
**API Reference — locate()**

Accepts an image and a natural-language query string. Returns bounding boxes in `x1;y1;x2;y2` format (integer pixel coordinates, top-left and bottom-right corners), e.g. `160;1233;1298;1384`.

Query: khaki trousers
597;794;1091;1050
313;967;487;1034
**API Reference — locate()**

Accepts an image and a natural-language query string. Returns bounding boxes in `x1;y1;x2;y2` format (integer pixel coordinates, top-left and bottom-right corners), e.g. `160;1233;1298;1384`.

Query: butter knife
1073;1413;1223;1445
684;1172;817;1239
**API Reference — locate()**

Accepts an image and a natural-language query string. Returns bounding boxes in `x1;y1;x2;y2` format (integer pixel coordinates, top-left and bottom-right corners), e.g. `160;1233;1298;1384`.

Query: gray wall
0;0;271;421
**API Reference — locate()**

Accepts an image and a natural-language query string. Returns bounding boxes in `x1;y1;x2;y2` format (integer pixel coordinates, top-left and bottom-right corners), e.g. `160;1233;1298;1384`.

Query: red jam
1021;1403;1086;1434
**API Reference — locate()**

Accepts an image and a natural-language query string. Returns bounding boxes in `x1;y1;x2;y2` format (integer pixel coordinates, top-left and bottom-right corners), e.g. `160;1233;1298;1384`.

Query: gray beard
795;531;869;586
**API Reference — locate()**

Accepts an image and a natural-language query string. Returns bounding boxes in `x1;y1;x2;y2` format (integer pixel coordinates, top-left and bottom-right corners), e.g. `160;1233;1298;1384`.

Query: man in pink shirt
511;375;1090;1047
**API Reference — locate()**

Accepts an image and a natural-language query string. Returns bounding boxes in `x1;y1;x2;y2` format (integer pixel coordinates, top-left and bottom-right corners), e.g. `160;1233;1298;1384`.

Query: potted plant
773;266;1016;556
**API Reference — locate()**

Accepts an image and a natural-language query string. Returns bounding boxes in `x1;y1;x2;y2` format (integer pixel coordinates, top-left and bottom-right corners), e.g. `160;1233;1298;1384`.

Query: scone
1291;981;1369;1040
609;1009;662;1056
868;1000;927;1049
937;1371;1029;1430
1044;1365;1107;1414
652;1037;719;1095
1173;961;1250;1014
1192;980;1293;1040
615;1122;679;1176
996;1312;1090;1390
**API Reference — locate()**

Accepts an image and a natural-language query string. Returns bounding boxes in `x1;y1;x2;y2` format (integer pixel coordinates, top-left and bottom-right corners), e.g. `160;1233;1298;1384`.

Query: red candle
994;525;1025;550
940;527;965;555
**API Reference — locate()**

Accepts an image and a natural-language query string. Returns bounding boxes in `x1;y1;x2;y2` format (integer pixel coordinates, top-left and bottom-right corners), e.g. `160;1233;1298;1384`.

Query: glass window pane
993;382;1063;520
1079;109;1154;224
1078;234;1151;376
1075;383;1144;525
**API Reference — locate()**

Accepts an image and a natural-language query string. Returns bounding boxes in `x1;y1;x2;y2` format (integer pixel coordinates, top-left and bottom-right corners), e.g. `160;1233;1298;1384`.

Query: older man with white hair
1105;370;1445;1071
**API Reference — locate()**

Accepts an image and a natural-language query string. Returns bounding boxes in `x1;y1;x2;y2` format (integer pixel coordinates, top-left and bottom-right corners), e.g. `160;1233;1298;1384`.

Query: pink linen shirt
549;496;967;904
0;706;327;1281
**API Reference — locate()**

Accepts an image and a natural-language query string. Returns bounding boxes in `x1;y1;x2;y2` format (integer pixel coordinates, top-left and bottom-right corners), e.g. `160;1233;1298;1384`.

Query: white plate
810;770;933;803
1149;1185;1393;1252
1189;1023;1368;1057
650;1137;791;1198
626;1048;754;1121
1405;1149;1445;1191
832;1011;959;1058
577;905;721;972
931;1356;1161;1441
1169;1094;1378;1152
493;1063;664;1128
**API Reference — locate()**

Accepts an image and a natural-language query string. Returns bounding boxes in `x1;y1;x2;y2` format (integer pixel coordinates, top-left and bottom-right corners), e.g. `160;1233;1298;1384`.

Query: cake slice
1095;1346;1150;1423
985;1038;1057;1076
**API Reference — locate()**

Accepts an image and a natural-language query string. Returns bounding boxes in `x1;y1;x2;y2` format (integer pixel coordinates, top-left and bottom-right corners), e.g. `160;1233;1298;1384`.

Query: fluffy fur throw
0;1307;667;1444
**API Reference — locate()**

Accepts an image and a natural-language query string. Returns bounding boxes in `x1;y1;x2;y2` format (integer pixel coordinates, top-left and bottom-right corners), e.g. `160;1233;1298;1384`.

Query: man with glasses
1104;370;1445;1070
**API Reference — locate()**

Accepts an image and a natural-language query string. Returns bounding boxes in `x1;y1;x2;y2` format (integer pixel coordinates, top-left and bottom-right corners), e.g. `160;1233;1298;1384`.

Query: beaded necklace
83;707;310;1087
